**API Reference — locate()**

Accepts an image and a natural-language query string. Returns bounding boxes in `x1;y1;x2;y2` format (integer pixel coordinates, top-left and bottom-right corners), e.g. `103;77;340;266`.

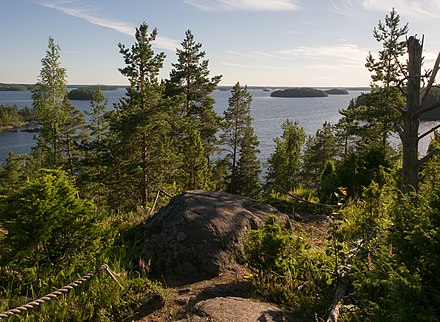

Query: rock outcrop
145;190;288;286
193;297;295;321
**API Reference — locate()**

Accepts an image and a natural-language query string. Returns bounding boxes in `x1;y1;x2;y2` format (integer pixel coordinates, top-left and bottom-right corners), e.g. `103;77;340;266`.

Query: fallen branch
326;273;350;322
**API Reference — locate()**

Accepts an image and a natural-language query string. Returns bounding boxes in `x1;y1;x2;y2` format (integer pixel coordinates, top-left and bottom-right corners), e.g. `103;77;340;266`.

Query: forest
1;8;440;321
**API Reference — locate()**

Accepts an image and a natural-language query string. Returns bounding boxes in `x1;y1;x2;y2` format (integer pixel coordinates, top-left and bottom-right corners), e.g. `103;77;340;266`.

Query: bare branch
390;103;405;116
419;123;440;141
418;148;438;165
419;101;440;115
420;52;440;106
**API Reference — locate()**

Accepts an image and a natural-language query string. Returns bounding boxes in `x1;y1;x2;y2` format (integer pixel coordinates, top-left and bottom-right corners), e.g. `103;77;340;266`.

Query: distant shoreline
0;123;40;133
1;82;371;93
216;85;371;92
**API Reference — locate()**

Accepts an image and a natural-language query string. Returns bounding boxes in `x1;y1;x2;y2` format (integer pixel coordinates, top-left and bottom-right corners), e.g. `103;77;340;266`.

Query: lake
0;88;437;167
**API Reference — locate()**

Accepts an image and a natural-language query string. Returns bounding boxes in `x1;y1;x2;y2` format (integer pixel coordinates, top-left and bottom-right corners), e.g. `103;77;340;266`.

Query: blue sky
1;0;439;87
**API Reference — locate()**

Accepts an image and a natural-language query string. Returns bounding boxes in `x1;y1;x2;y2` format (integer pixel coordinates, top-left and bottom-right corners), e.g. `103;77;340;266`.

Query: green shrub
242;215;333;316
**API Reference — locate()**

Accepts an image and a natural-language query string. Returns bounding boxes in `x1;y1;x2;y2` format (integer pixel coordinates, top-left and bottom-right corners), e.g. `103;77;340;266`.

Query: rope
0;263;121;320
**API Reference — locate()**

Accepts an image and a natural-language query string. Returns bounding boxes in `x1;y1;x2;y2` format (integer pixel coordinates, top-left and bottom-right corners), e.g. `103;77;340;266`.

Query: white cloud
361;0;440;19
329;0;363;17
35;0;179;51
278;44;369;65
225;49;281;59
183;0;300;12
331;0;440;19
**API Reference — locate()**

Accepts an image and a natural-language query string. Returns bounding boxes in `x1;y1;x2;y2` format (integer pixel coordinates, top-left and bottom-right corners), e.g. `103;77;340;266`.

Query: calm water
0;88;437;165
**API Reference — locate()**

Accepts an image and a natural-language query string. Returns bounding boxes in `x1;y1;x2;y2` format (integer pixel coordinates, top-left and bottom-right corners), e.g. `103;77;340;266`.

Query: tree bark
400;36;423;194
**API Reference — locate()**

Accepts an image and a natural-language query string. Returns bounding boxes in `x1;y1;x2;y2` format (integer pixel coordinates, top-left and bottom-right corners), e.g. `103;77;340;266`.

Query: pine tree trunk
401;37;423;194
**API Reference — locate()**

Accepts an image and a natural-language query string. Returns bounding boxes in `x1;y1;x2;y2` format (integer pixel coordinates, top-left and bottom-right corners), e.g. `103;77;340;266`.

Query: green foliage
236;125;262;196
211;157;230;192
0;104;20;128
180;128;212;190
0;169;102;272
32;37;69;168
59;98;86;177
364;8;408;151
220;82;261;195
267;120;306;192
107;23;179;210
317;160;339;204
0;170;166;321
301;122;337;187
166;29;222;162
0;83;30;91
242;216;333;315
0;260;165;322
0;103;36;129
0;152;37;197
79;86;110;206
322;147;392;200
335;170;440;321
67;87;98;100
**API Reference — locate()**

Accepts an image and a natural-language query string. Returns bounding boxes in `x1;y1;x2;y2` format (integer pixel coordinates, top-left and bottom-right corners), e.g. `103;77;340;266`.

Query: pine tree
301;122;337;187
79;87;110;203
317;160;338;204
107;23;178;210
166;30;222;163
267;120;305;192
181;129;211;190
59;97;86;177
236;125;261;196
32;37;69;168
86;86;109;146
0;152;27;196
221;82;260;194
365;8;408;150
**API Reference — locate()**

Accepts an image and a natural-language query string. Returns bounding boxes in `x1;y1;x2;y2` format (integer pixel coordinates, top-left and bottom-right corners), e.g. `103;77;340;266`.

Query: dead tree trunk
399;36;440;194
400;36;423;194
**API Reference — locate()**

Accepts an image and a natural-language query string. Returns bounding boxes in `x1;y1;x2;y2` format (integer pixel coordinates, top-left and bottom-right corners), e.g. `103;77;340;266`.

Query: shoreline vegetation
0;104;38;132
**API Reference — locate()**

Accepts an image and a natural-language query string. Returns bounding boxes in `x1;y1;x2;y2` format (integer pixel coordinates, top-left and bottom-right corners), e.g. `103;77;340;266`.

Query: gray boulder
145;190;288;286
194;297;295;321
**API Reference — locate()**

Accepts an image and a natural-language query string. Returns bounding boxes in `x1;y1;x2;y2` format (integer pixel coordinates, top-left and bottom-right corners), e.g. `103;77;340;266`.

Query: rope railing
0;263;121;320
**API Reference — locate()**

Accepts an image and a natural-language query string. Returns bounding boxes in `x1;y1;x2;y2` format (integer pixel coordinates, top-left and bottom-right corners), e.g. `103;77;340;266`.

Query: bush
0;169;102;273
241;215;333;316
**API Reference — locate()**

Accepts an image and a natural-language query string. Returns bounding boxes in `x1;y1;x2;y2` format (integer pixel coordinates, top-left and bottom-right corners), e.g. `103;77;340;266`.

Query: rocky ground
127;191;330;321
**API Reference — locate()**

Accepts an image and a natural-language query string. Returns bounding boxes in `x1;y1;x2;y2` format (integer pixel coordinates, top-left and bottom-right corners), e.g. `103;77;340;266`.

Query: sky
1;0;440;87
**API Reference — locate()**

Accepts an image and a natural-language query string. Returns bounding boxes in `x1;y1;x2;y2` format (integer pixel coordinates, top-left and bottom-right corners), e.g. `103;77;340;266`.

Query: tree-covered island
67;86;117;100
0;83;33;91
324;88;349;94
270;87;328;97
